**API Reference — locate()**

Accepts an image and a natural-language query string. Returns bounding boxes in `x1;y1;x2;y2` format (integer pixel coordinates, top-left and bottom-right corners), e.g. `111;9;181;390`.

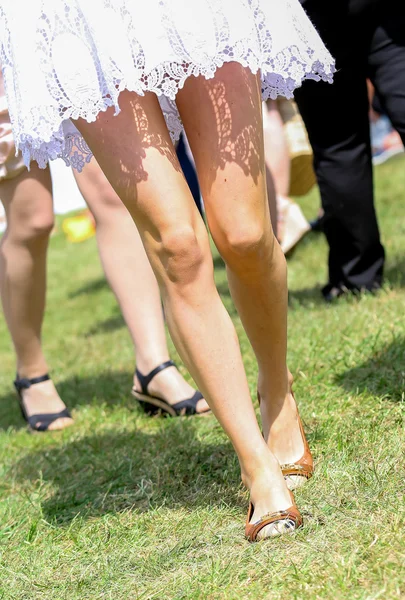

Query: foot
243;454;302;540
322;283;350;302
20;379;73;431
258;379;309;490
134;364;210;414
322;282;381;302
309;214;325;232
309;208;325;232
277;195;310;254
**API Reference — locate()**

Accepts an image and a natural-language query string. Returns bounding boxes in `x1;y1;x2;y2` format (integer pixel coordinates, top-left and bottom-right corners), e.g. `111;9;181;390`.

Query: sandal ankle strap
14;373;50;392
135;361;176;394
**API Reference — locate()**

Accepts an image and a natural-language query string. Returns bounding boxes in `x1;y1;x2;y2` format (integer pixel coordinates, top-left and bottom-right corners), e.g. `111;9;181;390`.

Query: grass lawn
0;156;404;600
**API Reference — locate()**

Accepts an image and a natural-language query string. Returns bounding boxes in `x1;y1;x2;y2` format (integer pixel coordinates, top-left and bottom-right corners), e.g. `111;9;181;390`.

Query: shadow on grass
335;337;405;402
12;420;241;525
0;371;135;431
68;277;109;299
288;285;325;308
85;311;126;336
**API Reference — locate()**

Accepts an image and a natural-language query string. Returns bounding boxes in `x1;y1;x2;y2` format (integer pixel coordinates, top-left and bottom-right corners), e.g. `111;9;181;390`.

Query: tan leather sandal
258;391;314;489
245;492;303;542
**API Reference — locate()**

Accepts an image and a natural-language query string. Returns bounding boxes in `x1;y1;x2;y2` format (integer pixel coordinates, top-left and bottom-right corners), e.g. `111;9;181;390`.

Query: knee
216;219;270;265
12;212;55;245
160;225;208;286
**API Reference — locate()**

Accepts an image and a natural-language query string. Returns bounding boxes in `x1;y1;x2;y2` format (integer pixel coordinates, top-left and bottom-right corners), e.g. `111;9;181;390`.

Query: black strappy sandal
132;360;210;417
14;373;73;432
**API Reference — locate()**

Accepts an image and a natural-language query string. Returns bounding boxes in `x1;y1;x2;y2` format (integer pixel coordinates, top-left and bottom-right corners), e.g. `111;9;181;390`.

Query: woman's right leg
0;165;72;429
75;90;293;535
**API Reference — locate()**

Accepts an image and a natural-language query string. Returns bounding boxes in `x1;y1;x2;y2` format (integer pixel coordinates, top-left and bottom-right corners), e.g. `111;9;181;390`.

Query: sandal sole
131;390;211;417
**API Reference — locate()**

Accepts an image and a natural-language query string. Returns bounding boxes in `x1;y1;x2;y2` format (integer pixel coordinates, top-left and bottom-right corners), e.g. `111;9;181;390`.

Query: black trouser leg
368;5;405;146
295;70;384;291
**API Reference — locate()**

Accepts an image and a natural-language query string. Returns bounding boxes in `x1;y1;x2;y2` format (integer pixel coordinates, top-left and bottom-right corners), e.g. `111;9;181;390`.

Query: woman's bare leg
72;161;208;412
263;100;310;254
263;100;291;198
75;88;293;534
263;100;290;237
0;165;72;429
176;65;304;471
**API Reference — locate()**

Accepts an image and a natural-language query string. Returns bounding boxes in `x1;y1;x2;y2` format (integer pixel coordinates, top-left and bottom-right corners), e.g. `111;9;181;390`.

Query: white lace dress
0;0;334;170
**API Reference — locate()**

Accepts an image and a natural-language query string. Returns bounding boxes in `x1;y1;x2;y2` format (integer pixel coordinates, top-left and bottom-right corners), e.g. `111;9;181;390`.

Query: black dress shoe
322;283;350;302
309;214;325;232
322;281;381;302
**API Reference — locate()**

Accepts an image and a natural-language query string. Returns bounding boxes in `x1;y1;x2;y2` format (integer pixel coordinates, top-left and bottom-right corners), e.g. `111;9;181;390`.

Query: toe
256;519;296;540
285;474;308;491
46;416;74;431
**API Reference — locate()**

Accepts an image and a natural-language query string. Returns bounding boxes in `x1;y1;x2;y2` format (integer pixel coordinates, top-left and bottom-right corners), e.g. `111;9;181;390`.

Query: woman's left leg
72;161;208;412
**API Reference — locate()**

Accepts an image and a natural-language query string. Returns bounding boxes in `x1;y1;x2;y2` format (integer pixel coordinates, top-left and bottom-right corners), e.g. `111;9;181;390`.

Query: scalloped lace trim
17;55;334;172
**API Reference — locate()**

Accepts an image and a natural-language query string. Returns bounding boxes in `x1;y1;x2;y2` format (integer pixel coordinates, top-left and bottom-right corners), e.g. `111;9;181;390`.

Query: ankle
242;459;292;515
240;447;279;490
258;369;293;406
16;361;49;379
134;354;171;376
260;391;299;438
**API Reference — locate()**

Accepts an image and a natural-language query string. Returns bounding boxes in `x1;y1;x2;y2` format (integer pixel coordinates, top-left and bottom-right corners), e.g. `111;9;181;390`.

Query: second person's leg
368;3;405;146
72;161;208;413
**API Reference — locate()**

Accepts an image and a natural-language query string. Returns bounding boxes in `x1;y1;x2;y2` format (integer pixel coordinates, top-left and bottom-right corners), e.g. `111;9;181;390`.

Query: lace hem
16;55;333;172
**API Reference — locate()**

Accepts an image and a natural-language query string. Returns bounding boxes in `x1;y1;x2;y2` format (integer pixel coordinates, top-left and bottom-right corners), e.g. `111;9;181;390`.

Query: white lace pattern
0;0;335;170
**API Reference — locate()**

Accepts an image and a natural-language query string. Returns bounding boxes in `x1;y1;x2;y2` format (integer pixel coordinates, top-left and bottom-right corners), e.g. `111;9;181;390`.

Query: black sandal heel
131;360;210;417
14;373;72;432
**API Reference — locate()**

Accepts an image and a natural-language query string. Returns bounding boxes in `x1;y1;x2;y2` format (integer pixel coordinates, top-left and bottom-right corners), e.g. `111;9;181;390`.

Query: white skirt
0;0;334;170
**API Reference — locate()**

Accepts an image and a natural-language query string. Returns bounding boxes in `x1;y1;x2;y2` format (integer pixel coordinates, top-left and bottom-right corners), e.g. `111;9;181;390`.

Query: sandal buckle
14;377;32;391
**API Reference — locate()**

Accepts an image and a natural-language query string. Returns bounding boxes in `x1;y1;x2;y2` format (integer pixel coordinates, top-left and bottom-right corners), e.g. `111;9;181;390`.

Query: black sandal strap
14;373;50;392
26;408;72;432
135;360;176;394
172;391;205;416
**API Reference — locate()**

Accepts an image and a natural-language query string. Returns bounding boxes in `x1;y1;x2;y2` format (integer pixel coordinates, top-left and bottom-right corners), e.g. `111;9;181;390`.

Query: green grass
1;156;405;599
